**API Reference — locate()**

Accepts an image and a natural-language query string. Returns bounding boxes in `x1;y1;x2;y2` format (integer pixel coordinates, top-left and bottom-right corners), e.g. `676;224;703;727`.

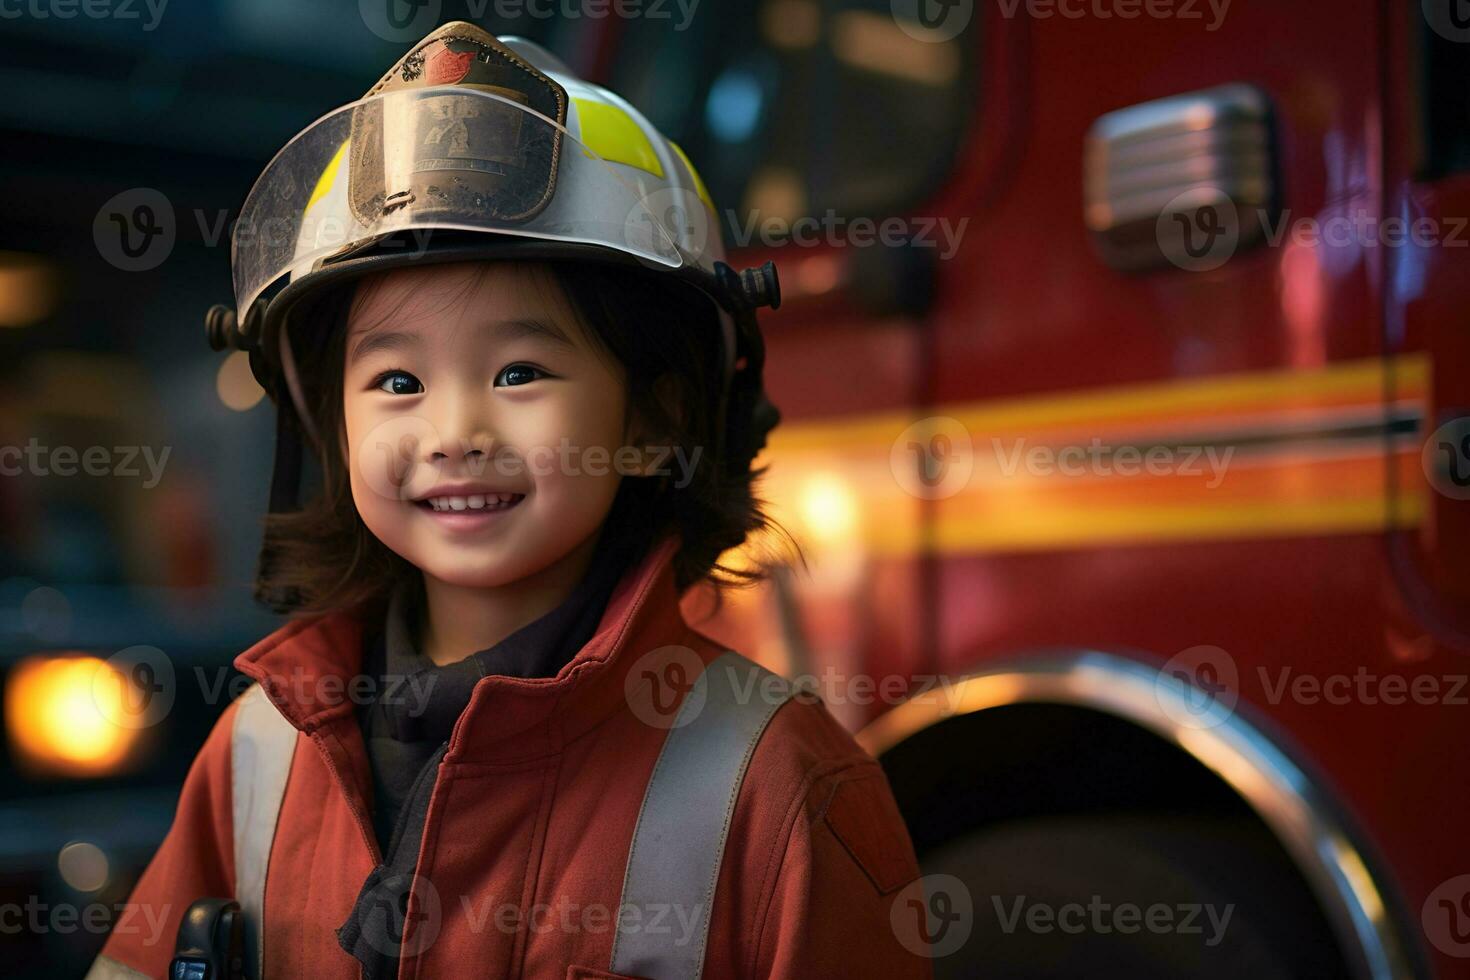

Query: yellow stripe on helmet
571;96;665;179
305;140;350;214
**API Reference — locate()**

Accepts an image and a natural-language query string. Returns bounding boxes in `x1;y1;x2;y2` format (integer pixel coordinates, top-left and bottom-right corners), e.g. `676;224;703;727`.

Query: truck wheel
920;813;1347;979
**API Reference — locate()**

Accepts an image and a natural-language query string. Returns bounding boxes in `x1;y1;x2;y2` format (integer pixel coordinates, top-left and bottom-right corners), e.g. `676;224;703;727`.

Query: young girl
91;22;928;980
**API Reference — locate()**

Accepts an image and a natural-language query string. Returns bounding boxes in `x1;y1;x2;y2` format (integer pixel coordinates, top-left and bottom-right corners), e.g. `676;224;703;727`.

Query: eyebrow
348;317;578;365
348;329;422;364
491;317;577;351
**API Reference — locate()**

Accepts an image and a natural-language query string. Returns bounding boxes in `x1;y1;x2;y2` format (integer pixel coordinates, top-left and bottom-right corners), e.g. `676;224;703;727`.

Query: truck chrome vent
1084;84;1277;273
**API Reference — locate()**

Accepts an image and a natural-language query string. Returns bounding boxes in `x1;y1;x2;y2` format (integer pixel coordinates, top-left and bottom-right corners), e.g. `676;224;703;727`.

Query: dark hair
255;258;785;614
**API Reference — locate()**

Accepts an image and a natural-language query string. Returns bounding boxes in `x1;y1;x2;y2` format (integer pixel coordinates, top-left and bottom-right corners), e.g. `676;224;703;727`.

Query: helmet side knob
741;260;781;311
205;304;237;351
714;260;781;312
205;303;262;352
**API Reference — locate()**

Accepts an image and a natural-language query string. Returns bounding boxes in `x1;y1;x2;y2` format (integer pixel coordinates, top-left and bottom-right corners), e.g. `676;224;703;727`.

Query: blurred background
2;1;1469;977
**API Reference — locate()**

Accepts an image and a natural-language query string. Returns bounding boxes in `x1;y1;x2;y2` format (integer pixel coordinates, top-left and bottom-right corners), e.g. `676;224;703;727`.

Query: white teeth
422;492;520;512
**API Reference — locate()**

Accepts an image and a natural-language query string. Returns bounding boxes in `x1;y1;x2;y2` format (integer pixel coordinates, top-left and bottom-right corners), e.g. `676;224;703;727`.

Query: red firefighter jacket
95;538;932;979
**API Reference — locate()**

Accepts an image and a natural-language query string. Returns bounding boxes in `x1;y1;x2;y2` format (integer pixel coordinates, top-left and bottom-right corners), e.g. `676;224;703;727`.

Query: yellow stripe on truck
766;354;1428;453
750;354;1429;556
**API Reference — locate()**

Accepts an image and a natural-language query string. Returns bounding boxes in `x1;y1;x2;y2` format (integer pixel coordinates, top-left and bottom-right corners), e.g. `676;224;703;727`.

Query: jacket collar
235;535;691;763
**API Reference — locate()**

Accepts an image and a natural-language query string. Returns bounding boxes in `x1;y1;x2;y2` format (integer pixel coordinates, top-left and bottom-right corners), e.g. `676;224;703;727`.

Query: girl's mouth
413;492;526;529
415;492;524;513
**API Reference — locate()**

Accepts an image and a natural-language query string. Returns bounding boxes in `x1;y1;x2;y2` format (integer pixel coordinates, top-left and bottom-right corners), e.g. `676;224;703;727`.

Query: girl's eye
375;371;423;395
495;364;545;388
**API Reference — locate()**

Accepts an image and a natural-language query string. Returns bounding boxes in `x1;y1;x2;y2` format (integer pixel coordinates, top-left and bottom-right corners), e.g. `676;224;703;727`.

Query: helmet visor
232;86;695;320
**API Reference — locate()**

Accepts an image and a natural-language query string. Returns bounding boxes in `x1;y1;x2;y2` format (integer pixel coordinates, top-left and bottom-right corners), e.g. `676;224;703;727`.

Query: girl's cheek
515;395;624;475
343;404;439;506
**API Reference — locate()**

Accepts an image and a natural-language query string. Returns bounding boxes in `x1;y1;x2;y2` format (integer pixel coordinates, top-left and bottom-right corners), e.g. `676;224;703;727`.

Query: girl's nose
424;389;497;464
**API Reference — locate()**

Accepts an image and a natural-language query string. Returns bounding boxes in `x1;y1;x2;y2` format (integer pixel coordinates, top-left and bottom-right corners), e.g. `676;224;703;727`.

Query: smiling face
341;261;633;590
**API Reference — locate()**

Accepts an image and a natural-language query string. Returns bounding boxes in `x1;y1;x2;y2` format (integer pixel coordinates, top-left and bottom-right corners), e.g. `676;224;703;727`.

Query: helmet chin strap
278;324;322;451
265;378;306;519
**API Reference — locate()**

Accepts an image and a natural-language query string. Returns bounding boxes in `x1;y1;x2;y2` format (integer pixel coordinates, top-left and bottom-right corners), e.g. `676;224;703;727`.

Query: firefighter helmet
206;22;778;515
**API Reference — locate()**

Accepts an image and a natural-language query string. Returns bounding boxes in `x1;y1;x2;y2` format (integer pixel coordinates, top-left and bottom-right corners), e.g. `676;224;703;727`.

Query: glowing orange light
797;471;861;546
5;656;139;776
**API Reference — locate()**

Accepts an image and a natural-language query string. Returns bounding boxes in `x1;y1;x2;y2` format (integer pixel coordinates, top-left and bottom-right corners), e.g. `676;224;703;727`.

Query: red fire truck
604;1;1470;977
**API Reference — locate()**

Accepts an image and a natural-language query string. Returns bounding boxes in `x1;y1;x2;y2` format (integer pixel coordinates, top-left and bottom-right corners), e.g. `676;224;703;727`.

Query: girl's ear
624;374;686;476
